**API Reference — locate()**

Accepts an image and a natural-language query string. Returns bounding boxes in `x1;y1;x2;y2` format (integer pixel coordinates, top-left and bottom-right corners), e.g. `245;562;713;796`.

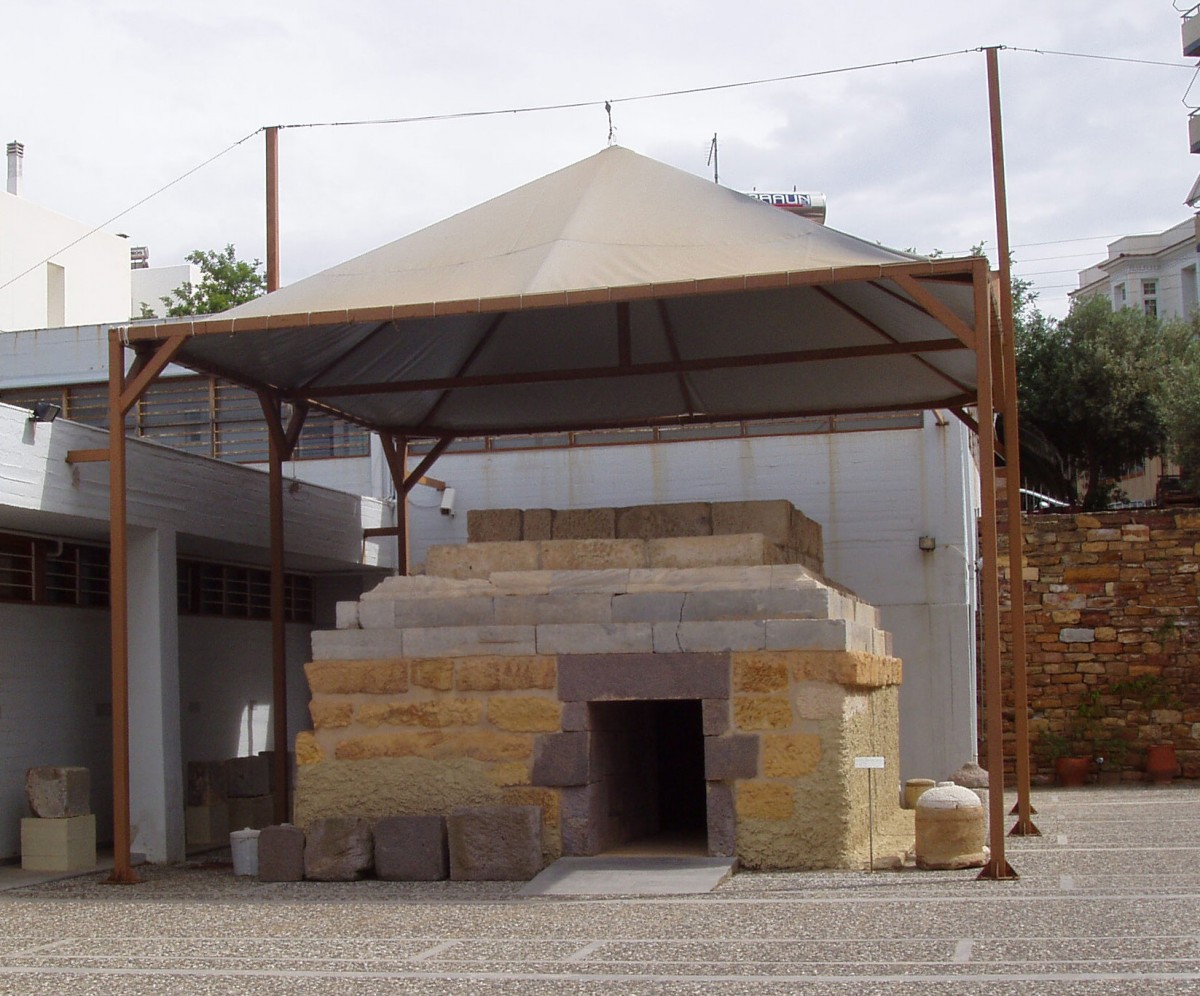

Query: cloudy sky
6;1;1197;317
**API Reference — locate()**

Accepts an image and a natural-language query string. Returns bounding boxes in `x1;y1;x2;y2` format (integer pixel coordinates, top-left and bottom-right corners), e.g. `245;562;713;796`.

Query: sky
5;0;1198;318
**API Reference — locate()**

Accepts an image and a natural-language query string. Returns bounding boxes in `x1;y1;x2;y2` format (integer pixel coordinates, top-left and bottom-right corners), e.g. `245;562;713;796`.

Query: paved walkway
2;785;1200;993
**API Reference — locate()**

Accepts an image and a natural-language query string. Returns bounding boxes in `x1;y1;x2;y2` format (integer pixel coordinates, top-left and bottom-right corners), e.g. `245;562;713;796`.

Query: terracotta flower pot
1145;744;1179;784
1054;756;1090;788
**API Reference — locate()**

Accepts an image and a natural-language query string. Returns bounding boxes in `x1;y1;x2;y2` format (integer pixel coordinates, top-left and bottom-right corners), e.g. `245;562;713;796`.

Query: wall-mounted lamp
28;401;61;423
918;535;937;553
440;487;457;517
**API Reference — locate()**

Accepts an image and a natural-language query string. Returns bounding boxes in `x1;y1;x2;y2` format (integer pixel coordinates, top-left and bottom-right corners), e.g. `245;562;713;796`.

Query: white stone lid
915;783;982;810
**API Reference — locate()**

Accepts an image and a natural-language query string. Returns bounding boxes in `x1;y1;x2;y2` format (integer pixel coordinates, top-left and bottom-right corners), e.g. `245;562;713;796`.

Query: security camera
440;487;456;516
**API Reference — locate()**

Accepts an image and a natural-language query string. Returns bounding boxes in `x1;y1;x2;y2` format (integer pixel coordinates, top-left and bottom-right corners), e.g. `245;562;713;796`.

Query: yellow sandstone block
305;659;408;695
733;656;789;693
411;659;454;691
761;734;823;777
309;698;354;729
733;650;900;689
502;786;561;831
733;696;793;730
736;782;795;821
487;762;531;787
456;656;557;692
335;730;533;763
356;698;483;729
488;697;562;732
294;731;324;765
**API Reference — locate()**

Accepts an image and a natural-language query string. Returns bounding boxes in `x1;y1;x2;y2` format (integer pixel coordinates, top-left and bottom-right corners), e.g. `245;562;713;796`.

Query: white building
1073;216;1200;319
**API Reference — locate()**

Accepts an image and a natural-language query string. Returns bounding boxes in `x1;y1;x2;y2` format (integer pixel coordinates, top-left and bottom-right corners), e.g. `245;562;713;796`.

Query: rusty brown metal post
107;334;138;883
975;262;1018;881
266;126;280;293
986;46;1038;837
262;395;290;824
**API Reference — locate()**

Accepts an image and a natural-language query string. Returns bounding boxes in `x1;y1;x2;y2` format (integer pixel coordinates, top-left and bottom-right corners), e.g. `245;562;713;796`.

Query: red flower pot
1145;744;1179;784
1055;756;1090;787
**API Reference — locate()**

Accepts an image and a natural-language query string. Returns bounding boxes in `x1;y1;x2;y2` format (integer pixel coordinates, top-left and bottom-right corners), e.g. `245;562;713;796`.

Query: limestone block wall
297;540;907;871
467;499;824;576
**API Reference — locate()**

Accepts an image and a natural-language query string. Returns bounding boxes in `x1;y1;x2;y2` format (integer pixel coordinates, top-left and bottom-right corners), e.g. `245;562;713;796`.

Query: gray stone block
536;622;653;655
225;756;270;798
560;786;604;855
707;782;736;857
25;767;90;818
374;815;449;881
710;499;792;545
304;817;373;881
493;592;613;626
704;735;759;780
228;795;274;831
186;761;227;807
257;824;305;882
532;732;590;786
447;805;543;881
611;591;687;623
558;652;730;701
653;619;766;653
702;699;730;737
561;701;591;732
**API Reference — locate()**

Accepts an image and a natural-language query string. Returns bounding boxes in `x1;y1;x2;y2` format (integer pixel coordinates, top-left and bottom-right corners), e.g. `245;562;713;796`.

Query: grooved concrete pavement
3;785;1200;993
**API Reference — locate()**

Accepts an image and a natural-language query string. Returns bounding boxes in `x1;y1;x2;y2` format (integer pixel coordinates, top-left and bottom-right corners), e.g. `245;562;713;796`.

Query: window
177;559;313;623
0;532;109;608
0;375;370;464
1143;279;1158;318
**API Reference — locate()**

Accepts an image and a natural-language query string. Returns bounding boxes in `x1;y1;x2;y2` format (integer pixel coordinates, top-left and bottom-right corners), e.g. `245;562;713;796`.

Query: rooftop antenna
707;133;718;184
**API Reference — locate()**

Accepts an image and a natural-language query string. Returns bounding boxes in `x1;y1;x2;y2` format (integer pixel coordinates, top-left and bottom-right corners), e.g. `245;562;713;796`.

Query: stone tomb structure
297;500;911;872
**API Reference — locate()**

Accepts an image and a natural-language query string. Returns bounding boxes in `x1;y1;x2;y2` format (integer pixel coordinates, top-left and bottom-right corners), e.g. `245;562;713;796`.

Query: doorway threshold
519;855;735;897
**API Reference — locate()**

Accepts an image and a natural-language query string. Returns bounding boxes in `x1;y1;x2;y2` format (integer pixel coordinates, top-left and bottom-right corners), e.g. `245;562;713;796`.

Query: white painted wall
397;416;981;783
131;263;200;319
0;603;114;861
0;193;131;331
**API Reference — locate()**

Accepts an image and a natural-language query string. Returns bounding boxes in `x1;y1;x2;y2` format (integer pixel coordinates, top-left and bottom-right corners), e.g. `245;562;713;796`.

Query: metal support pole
267;416;289;824
107;334;138;884
985;46;1038;837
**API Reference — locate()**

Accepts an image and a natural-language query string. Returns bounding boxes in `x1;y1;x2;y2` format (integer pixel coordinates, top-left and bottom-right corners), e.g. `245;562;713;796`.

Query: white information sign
854;756;885;769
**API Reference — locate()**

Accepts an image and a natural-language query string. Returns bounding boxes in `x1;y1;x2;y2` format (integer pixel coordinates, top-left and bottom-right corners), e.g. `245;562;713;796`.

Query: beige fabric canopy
128;146;984;439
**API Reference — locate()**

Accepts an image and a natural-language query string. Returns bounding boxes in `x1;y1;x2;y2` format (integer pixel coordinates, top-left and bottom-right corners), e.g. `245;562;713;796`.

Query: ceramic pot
1054;756;1090;787
1145;743;1179;784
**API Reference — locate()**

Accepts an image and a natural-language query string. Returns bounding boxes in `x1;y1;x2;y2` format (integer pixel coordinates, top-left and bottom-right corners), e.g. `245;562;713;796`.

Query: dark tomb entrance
588;699;707;855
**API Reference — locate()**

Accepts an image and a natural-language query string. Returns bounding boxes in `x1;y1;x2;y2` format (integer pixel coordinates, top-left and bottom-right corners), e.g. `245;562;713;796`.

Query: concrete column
127;525;184;862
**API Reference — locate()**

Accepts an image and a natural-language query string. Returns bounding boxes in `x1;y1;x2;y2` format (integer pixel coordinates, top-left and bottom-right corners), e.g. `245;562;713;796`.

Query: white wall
0;193;131;331
131;263;200;319
399;416;981;782
0;604;114;860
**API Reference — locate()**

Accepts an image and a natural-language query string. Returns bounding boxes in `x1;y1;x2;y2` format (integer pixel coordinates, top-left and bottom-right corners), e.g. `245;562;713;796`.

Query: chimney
6;141;23;196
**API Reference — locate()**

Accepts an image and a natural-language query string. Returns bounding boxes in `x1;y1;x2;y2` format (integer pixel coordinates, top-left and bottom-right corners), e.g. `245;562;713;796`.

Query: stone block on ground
447;805;543;880
304;817;374;881
521;509;553;540
710;500;793;546
25;766;90;818
21;814;96;872
186;761;227;807
647;534;785;569
257;824;306;882
532;732;590;786
374;815;449;881
551;507;616;540
225;755;270;798
185;803;230;847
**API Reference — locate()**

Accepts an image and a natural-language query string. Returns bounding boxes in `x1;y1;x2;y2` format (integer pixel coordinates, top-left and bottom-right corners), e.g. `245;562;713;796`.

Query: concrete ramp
520;856;736;897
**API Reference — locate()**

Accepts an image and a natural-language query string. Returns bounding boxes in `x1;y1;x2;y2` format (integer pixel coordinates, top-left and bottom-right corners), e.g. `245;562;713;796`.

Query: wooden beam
107;335;137;884
987;44;1037;838
889;273;978;351
65;448;110;464
295;337;968;400
118;335;189;416
377;434;410;575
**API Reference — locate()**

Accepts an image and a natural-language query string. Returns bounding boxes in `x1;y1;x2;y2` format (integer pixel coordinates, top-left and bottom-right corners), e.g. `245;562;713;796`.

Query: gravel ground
3;785;1200;994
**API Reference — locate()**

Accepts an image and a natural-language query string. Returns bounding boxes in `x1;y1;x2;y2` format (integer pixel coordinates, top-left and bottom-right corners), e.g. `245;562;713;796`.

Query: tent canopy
125;146;987;440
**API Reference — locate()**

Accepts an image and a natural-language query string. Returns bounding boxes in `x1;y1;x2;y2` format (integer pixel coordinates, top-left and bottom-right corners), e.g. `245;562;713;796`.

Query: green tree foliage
1016;295;1181;510
1158;315;1200;491
158;245;266;317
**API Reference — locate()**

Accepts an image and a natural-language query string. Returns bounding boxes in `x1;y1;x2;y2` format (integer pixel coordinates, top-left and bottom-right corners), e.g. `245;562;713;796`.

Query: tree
1016;295;1179;510
1158;314;1200;491
157;244;266;317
